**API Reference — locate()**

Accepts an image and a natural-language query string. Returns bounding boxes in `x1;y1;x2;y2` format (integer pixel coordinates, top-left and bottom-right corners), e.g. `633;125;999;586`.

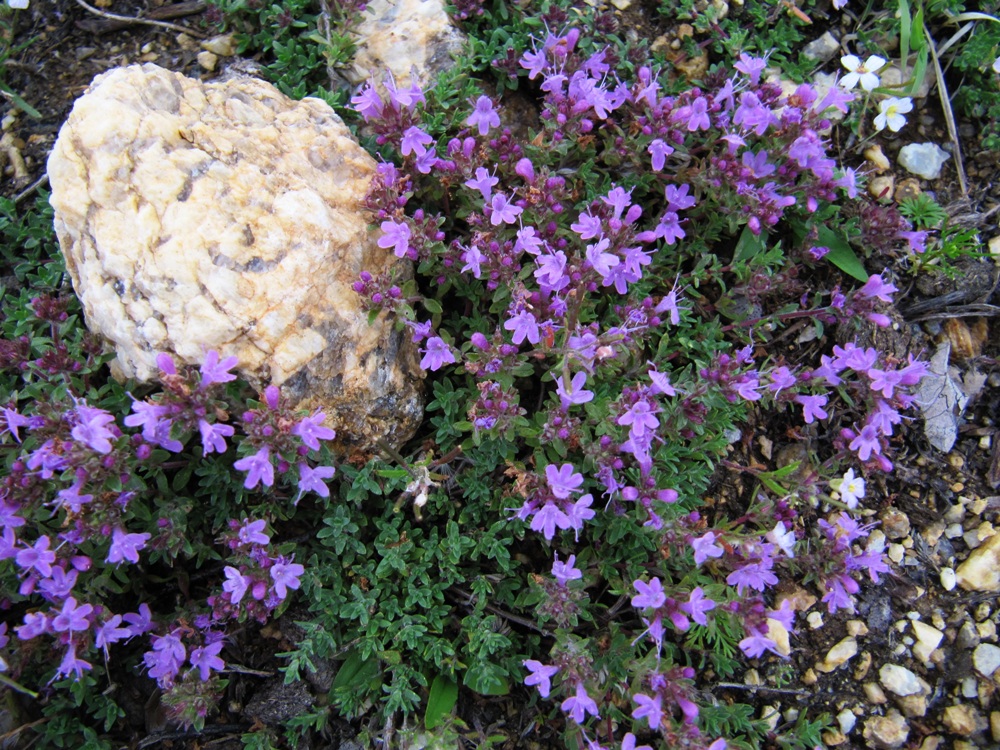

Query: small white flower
993;56;1000;74
874;96;913;133
839;54;886;91
7;0;29;8
834;468;866;509
766;521;796;558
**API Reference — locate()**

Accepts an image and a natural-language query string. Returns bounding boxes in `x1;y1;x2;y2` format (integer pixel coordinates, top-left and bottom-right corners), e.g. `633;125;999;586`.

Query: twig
222;663;275;677
712;681;811;696
925;25;969;197
447;585;551;635
76;1;206;34
0;717;47;744
137;724;248;749
14;172;48;205
73;0;208;39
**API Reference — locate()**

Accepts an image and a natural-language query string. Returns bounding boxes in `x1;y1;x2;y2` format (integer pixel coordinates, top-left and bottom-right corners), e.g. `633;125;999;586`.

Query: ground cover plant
1;0;998;748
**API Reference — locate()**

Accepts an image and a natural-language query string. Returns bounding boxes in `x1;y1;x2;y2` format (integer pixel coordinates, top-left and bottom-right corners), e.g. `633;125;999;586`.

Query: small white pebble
837;708;857;734
888;543;905;563
945;523;964;539
940;568;957;591
807;611;824;629
907;611;920;620
961;676;978;698
902;636;914;646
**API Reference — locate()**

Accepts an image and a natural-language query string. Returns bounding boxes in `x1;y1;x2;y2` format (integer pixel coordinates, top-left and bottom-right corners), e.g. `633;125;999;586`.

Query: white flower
832;0;849;8
7;0;29;8
834;468;866;509
874;96;913;133
839;54;886;91
766;521;796;558
993;56;1000;74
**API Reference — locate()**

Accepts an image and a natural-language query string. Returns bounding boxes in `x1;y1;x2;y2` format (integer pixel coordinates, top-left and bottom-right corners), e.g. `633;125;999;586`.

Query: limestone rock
816;637;857;673
972;643;1000;677
898;142;950;180
863;709;909;750
956;532;1000;591
942;704;984;736
879;664;922;697
911;620;943;664
47;64;424;450
349;0;466;88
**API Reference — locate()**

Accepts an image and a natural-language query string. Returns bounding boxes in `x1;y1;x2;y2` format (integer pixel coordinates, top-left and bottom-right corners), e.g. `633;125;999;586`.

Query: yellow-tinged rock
956;532;1000;592
47;65;424;450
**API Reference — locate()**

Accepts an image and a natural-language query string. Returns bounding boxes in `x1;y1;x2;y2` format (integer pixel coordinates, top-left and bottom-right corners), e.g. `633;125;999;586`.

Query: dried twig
14;172;48;205
73;0;208;39
925;25;969;197
712;681;812;696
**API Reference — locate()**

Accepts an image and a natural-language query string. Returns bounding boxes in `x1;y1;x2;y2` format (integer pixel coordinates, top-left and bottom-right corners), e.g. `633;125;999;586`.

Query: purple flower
51;596;93;633
523;659;559;697
551;554;582;585
739;631;780;658
561;681;600;724
199;350;239;387
555;371;594;410
648;139;674;171
292;412;336;450
681;586;716;626
460;244;484;278
234;446;274;489
632;692;663;730
145;633;186;686
189;640;225;681
123;603;155;636
489;193;523;226
849;424;881;461
631;577;666;609
534;251;569;292
106;528;150;565
238;519;270;546
296;463;336;503
565;495;595;540
867;368;903;399
400;125;433;157
664;183;696;212
530;501;569;540
3;408;31;442
622;733;653;750
38;566;78;599
545;463;584;499
795;394;828;424
419;336;456;371
71;404;117;454
734;52;767;84
16;535;56;577
16;611;48;640
504;309;540;345
464;167;498;203
156;352;177;375
56;481;93;513
270;560;304;599
378;219;412;258
96;614;130;652
571;212;603;240
856;273;898;303
198;419;234;455
466;95;500;135
223;566;249;604
56;644;92;681
768;366;797;394
350;81;383;120
617;399;659;437
726;560;778;595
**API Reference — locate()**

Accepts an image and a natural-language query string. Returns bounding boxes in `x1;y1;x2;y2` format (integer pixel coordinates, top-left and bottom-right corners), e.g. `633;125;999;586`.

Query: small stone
990;235;1000;259
973;643;1000;677
958;620;981;649
777;585;818;612
802;668;818;686
817;637;858;673
945;523;965;539
761;704;780;732
880;664;922;696
802;31;841;62
200;33;237;57
865;144;891;172
744;668;761;686
869;175;895;202
853;651;873;681
881;509;911;539
894;177;921;202
976;619;997;641
942;704;983;736
846;620;869;637
961;676;978;698
941;568;957;591
990;711;1000;743
911;621;944;664
919;738;943;750
808;611;824;629
975;603;992;622
767;618;791;657
888;543;905;563
822;729;848;746
897;142;951;180
865;682;888;704
924;522;946;546
863;709;910;749
610;0;631;8
837;708;857;734
196;51;218;71
957;533;1000;591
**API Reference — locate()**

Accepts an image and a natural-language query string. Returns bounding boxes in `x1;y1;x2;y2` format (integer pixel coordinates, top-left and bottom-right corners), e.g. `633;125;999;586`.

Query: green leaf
463;664;510;696
424;675;458;729
422;297;443;314
331;648;380;692
732;226;766;263
817;226;867;281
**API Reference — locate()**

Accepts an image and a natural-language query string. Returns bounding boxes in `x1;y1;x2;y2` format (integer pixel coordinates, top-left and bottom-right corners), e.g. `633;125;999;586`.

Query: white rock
802;31;840;62
911;621;944;664
349;0;466;88
897;143;951;180
863;709;910;749
47;65;424;450
817;637;858;672
973;643;1000;677
879;664;923;696
957;533;1000;592
837;708;857;733
940;567;957;591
